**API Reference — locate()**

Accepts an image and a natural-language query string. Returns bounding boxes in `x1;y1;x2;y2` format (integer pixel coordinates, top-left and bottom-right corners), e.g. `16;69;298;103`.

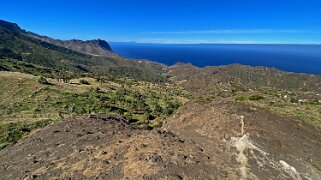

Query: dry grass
232;90;321;129
0;71;187;148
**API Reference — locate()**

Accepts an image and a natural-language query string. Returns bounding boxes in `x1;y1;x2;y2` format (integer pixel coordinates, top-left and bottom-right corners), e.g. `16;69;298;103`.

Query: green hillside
0;71;187;149
0;20;166;83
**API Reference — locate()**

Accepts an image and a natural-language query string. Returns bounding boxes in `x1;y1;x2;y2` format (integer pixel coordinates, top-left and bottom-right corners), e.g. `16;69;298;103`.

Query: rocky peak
68;39;112;52
0;20;22;32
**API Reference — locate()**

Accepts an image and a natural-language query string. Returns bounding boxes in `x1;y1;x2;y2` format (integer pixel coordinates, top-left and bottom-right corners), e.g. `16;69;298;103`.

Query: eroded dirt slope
0;115;216;179
0;102;321;179
164;101;321;179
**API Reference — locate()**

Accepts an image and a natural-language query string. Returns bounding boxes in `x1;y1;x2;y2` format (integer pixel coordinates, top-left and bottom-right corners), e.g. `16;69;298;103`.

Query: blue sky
1;0;321;44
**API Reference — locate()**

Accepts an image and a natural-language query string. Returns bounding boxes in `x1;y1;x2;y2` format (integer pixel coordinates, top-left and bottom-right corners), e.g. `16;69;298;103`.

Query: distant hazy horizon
110;42;321;45
110;42;321;75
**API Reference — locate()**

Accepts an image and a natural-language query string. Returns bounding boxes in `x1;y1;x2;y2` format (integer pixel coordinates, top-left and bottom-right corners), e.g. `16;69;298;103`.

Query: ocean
109;43;321;75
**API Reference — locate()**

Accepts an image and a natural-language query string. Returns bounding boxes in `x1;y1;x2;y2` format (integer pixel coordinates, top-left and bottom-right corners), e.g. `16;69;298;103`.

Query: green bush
290;98;299;103
0;142;10;150
6;130;26;143
38;77;50;85
249;95;264;101
124;112;133;120
152;121;163;128
0;118;53;149
235;96;246;101
80;79;90;85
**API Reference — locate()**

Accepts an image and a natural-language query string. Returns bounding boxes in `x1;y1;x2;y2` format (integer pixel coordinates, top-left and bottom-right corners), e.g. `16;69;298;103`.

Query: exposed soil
0;115;216;179
164;101;321;179
0;102;321;179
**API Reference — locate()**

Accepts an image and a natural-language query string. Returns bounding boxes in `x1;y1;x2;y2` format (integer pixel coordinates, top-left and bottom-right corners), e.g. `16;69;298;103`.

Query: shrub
152;121;163;128
80;79;90;85
249;95;264;101
6;130;27;143
124;112;133;120
235;96;246;101
0;142;10;150
290;98;299;103
38;77;50;85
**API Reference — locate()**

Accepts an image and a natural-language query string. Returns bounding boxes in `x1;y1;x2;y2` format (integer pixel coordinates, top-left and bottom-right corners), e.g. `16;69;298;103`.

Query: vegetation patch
249;95;264;101
0;71;187;148
79;79;90;85
195;96;214;105
0;119;53;149
38;76;52;85
235;96;246;101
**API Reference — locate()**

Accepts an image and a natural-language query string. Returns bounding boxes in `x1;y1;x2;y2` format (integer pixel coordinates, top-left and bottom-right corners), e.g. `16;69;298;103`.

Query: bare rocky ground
0;102;321;179
0;115;215;179
164;101;321;179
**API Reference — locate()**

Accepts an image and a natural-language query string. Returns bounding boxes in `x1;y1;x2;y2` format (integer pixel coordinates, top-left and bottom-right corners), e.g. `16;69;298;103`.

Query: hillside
0;71;187;149
167;63;321;128
0;99;320;179
0;115;216;179
167;63;321;93
29;34;113;56
0;20;166;83
0;20;22;33
0;19;320;179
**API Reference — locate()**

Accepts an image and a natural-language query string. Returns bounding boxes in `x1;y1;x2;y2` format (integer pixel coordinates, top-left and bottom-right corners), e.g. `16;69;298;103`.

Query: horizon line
110;41;321;45
148;29;316;35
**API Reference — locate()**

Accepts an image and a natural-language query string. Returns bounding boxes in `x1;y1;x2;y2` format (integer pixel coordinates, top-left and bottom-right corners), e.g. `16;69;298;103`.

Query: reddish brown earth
0;115;216;179
0;102;321;179
164;101;321;179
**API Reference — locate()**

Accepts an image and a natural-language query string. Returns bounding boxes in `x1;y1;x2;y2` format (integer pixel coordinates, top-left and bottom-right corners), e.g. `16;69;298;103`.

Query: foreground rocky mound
164;101;321;179
0;115;214;179
1;101;320;179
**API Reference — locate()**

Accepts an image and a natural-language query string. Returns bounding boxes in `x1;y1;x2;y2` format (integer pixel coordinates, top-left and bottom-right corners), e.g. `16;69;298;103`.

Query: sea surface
109;43;321;75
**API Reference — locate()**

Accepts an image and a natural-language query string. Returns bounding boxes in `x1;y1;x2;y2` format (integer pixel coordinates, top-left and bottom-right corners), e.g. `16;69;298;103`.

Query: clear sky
1;0;321;44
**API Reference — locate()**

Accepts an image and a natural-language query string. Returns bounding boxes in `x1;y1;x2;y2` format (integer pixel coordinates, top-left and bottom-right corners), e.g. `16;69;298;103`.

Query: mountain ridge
0;20;23;33
0;19;166;83
0;19;112;57
28;32;113;56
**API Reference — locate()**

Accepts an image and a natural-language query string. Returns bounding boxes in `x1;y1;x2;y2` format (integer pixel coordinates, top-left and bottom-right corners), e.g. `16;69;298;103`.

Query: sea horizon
110;42;321;75
110;42;321;46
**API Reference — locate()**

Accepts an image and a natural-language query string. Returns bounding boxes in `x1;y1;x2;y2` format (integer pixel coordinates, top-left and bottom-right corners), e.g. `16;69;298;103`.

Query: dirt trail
230;115;250;179
240;115;245;136
229;115;302;180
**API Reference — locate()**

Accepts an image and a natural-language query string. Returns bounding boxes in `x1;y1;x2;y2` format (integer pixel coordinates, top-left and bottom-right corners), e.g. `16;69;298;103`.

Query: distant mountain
0;20;23;33
29;34;113;57
0;20;113;57
167;63;321;93
0;19;166;82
